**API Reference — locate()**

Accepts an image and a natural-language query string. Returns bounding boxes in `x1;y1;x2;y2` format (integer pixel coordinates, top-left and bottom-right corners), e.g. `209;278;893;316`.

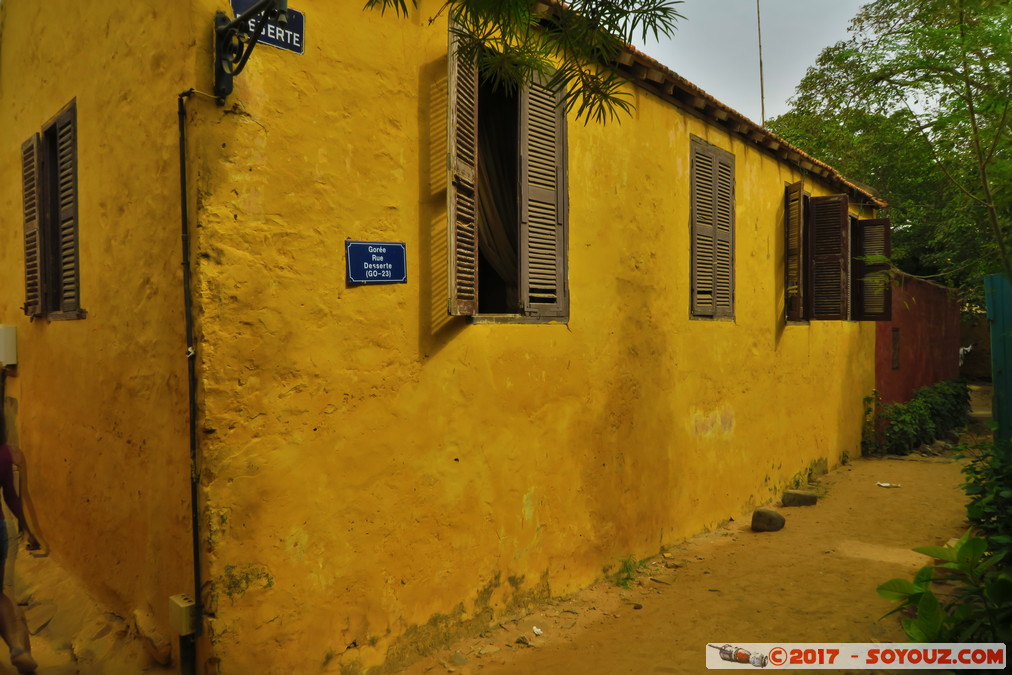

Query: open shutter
519;73;567;318
784;181;805;321
53;105;81;314
690;142;716;317
447;24;479;316
809;195;849;320
21;134;44;317
713;153;734;318
852;218;892;321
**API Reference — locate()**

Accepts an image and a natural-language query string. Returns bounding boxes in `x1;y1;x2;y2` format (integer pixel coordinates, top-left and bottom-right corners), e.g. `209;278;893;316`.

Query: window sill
470;314;568;325
43;309;88;321
689;315;735;322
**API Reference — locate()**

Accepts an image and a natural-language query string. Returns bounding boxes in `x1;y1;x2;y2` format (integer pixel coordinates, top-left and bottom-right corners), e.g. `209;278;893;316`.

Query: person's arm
3;446;38;549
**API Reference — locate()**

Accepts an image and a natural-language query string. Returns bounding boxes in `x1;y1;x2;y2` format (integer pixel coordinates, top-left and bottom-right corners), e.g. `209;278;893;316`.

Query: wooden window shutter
53;105;81;314
690;143;716;317
446;24;479;316
713;153;734;318
518;73;568;318
852;218;892;321
21;134;44;317
784;181;805;321
809;195;849;320
690;138;734;318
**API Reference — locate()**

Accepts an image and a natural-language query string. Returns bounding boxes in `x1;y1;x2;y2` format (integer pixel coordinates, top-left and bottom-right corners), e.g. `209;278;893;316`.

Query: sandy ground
0;386;989;675
398;448;981;674
398;406;991;675
393;385;995;675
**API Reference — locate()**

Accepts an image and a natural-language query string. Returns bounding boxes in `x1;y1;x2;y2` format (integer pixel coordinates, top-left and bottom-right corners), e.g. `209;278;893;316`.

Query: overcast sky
633;0;868;125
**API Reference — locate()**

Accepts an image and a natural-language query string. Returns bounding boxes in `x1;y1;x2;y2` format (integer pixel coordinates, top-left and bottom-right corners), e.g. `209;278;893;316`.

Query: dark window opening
447;24;568;322
476;77;519;314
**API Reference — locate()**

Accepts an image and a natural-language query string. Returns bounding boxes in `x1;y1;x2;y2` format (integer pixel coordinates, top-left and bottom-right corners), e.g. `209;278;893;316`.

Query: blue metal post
985;274;1012;442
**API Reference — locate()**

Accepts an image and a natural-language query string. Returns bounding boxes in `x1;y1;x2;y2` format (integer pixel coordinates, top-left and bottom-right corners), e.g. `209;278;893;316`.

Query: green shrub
869;379;970;455
919;379;972;433
960;438;1012;560
882;397;935;454
877;533;1012;643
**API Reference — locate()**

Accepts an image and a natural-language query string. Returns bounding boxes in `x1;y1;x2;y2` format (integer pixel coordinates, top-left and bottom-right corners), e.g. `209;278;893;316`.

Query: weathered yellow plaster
0;0;197;664
186;5;877;669
1;2;881;673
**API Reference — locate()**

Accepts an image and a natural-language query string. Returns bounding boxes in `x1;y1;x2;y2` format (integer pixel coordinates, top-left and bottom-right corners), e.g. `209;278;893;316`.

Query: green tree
364;0;683;123
769;0;1012;300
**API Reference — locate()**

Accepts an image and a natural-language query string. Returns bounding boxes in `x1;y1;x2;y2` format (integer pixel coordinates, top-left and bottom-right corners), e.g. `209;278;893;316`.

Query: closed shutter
21;134;44;317
690;144;715;317
53;105;81;314
809;195;849;320
519;73;567;318
690;138;734;318
447;24;479;316
784;181;805;321
852;218;892;321
713;154;734;318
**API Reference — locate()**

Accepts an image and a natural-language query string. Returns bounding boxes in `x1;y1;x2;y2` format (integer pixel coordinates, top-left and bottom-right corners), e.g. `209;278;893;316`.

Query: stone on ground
751;508;785;532
782;490;818;507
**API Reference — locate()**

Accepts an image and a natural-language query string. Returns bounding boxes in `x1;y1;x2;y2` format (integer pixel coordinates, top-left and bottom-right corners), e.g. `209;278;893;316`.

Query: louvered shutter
690;138;734;318
852;218;892;321
690;144;716;317
784;181;805;321
809;195;849;320
446;23;479;316
21;134;44;317
519;73;567;318
713;153;734;318
53;105;81;314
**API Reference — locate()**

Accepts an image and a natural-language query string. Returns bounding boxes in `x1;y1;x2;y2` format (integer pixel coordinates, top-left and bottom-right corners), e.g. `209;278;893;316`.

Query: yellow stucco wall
2;2;879;673
184;3;878;674
0;0;195;659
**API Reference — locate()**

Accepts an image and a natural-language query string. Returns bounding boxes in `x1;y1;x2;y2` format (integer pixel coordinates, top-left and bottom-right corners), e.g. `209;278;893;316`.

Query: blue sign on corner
230;0;306;55
346;241;407;285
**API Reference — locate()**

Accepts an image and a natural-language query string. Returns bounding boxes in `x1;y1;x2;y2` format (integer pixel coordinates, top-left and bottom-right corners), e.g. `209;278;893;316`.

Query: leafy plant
960;438;1012;560
866;379;970;455
769;0;1012;304
364;0;684;124
877;532;1012;643
882;397;935;454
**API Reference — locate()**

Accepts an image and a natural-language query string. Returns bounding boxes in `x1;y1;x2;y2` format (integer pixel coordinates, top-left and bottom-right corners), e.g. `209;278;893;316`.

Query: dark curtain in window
477;91;519;296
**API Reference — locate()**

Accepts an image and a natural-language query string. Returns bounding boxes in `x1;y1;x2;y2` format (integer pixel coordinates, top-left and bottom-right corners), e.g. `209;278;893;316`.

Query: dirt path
400;451;973;675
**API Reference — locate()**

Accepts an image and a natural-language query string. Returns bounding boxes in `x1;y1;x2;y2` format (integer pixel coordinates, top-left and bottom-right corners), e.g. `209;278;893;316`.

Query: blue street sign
346;241;407;285
230;0;305;55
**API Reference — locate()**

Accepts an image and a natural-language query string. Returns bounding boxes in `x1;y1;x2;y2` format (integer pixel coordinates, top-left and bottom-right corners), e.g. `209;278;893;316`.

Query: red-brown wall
876;272;961;403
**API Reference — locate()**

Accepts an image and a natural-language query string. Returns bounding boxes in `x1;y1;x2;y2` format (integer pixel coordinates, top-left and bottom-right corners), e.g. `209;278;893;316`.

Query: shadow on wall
417;55;466;359
580;273;677;563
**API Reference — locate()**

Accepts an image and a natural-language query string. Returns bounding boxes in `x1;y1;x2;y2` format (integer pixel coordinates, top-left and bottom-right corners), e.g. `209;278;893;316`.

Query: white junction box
0;326;15;366
168;593;196;636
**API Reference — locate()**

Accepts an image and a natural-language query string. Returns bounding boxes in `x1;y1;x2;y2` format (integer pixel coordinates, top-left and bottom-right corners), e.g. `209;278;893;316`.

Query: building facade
1;2;890;672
